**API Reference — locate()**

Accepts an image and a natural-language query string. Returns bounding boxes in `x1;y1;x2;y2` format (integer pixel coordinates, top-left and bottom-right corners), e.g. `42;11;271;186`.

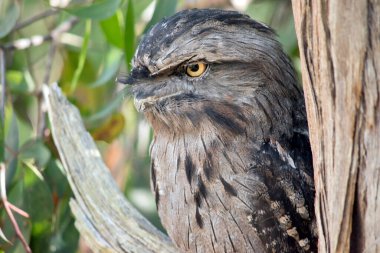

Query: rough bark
292;1;380;252
43;84;177;253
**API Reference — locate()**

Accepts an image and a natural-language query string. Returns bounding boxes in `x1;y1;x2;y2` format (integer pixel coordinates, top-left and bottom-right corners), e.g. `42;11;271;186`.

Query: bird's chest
149;135;266;253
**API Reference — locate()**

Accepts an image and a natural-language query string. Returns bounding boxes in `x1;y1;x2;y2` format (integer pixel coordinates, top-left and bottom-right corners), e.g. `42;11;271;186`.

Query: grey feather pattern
125;9;316;253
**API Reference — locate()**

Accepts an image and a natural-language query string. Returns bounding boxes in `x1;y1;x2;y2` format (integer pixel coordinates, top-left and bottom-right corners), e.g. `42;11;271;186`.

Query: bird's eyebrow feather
119;55;199;84
150;55;197;77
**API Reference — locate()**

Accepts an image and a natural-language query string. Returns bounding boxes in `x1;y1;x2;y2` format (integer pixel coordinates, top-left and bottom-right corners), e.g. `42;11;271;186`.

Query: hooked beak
117;66;151;85
117;66;187;112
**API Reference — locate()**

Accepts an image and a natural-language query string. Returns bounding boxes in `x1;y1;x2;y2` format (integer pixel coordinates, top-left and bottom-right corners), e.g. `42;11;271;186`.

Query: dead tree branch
43;84;178;253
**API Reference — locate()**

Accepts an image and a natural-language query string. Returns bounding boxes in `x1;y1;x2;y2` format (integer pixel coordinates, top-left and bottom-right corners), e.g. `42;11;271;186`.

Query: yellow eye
185;62;207;77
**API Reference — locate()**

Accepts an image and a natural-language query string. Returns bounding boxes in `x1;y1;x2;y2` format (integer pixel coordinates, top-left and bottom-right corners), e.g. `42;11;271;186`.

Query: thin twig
1;17;79;51
43;44;56;86
0;49;5;122
13;9;60;32
37;43;56;137
8;203;30;218
1;163;32;253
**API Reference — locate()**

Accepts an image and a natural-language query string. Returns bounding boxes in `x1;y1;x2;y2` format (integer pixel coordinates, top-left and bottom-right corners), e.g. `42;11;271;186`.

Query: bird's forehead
133;9;272;73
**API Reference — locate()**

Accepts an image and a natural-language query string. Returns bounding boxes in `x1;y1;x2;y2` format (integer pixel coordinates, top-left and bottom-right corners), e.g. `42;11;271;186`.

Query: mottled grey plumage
122;9;317;253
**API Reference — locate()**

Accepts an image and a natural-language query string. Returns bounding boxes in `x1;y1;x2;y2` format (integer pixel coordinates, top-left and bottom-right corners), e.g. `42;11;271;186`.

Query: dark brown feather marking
200;136;215;180
185;155;195;185
175;156;181;183
222;150;239;173
197;175;207;198
204;106;244;134
209;217;218;242
216;192;228;210
195;207;203;228
150;160;160;208
194;191;202;208
219;176;238;197
228;210;244;234
154;190;160;209
187;217;191;249
210;239;216;253
150;159;157;189
227;230;236;252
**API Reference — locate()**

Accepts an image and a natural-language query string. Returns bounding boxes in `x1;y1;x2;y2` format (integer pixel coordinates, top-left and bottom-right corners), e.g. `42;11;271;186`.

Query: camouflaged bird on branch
120;9;317;253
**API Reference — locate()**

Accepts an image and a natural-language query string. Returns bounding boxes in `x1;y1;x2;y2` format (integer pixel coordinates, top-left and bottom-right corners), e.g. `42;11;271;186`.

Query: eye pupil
189;64;199;72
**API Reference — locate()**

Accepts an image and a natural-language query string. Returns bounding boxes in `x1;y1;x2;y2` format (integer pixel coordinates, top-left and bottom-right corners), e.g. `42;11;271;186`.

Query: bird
119;8;317;253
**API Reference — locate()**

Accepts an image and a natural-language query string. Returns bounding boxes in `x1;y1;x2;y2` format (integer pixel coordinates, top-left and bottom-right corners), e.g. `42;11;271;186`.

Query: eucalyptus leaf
133;0;153;19
50;199;79;253
91;113;125;142
67;0;121;20
5;107;19;187
44;159;71;198
124;0;135;71
85;92;125;124
100;10;124;49
0;1;20;38
70;19;91;93
90;47;123;87
6;70;31;94
23;168;54;222
144;0;177;33
0;227;10;243
19;140;51;168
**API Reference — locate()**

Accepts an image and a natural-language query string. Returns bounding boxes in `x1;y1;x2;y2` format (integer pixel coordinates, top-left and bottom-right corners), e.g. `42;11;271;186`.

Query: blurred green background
0;0;299;252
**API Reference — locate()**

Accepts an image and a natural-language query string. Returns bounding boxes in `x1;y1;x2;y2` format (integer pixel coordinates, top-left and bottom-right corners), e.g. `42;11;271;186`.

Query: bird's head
121;9;304;138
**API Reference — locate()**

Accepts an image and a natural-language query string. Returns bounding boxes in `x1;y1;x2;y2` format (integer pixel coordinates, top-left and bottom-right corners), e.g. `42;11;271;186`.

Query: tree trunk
291;1;380;252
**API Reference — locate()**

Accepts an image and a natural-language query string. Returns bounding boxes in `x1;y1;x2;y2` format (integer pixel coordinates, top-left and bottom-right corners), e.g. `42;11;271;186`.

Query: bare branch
13;9;60;32
37;43;56;137
1;163;32;253
1;17;79;51
0;49;5;123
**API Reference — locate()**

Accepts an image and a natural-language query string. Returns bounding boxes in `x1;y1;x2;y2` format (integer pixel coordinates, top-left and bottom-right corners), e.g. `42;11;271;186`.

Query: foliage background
0;0;299;252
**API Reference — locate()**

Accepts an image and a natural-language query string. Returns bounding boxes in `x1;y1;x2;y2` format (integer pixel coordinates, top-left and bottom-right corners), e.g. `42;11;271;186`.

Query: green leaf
144;0;177;33
246;1;276;24
85;92;125;124
31;219;51;238
0;227;10;243
44;159;71;198
89;47;123;87
23;166;54;222
19;139;51;168
124;0;135;71
0;1;20;38
4;107;19;186
276;16;298;55
67;0;121;20
100;10;124;49
6;70;32;94
49;199;79;253
91;113;125;142
70;19;92;93
0;114;3;165
133;0;153;19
